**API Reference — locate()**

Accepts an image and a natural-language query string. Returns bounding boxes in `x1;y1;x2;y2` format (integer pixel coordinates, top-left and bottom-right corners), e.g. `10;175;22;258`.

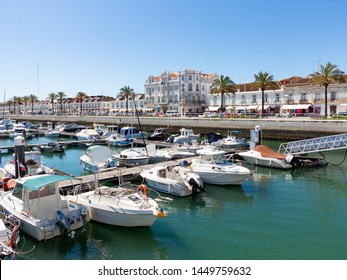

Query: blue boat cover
22;175;72;191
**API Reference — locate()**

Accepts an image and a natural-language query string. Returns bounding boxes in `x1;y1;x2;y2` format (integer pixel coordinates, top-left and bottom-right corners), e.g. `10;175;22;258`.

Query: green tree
29;94;38;114
76;92;87;115
22;95;30;115
308;62;345;118
119;86;135;115
47;92;57;114
13;96;23;115
252;71;276;116
57;91;66;114
210;75;236;114
6;99;14;114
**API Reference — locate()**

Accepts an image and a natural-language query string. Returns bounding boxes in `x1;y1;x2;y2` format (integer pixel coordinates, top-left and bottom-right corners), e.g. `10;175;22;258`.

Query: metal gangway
278;133;347;155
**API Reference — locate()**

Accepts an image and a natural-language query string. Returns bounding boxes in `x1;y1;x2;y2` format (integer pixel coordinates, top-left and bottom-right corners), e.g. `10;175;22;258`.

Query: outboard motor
188;177;204;194
285;154;302;167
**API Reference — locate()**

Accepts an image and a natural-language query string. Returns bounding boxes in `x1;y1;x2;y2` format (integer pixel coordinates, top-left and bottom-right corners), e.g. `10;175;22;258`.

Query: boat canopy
22;175;72;191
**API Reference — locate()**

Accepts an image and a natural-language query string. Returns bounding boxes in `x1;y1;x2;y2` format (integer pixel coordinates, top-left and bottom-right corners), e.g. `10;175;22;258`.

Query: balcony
299;99;308;104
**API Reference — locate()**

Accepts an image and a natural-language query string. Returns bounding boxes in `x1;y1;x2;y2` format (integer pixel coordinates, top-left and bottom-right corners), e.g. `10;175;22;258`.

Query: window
331;92;336;101
196;84;199;91
188;83;193;91
12;184;23;200
252;94;257;103
275;93;280;102
202;85;205;91
315;93;321;101
301;93;307;101
188;75;192;81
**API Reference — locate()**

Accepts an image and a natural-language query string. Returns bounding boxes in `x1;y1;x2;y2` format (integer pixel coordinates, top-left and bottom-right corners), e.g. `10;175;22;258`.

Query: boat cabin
9;175;71;219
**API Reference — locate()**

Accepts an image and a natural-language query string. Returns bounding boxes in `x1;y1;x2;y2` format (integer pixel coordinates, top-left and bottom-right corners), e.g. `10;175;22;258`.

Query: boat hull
66;191;159;227
0;192;85;241
193;169;249;185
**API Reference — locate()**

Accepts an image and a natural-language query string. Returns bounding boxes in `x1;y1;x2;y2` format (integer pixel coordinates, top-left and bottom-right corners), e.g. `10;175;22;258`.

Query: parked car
165;110;180;117
275;112;292;118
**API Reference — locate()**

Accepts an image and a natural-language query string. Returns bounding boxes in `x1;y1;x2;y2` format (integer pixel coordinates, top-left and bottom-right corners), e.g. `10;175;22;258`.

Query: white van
165;110;180;117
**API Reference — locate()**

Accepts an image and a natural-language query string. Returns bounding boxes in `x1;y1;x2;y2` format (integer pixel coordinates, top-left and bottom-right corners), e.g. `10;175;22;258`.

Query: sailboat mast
132;93;148;155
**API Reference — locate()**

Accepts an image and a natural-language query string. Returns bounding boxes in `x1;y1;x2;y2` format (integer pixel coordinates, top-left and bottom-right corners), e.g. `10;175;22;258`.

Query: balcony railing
299;99;308;104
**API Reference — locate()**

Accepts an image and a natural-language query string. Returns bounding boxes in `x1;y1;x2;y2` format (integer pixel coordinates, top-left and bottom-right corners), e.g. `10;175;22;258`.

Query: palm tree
47;92;57;114
13;96;23;115
6;99;14;114
76;92;87;115
308;62;345;118
29;94;38;114
209;75;236;115
252;71;276;116
22;95;30;115
119;86;135;115
57;91;66;114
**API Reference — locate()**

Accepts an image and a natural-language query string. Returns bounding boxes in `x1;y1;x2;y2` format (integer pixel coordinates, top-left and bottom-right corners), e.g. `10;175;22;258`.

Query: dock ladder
278;133;347;155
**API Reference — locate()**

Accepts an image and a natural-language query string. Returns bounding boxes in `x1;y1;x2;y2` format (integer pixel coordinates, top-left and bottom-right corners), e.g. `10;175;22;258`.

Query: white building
144;69;218;116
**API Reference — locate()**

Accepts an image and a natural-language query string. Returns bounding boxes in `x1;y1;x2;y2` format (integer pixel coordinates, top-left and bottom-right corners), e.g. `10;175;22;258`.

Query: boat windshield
200;153;228;165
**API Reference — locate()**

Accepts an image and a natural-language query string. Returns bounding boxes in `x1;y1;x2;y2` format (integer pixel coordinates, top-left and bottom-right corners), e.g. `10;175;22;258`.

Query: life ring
137;184;149;196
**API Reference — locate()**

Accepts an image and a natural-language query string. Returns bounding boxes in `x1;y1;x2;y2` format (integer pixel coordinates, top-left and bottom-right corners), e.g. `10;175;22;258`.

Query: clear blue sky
1;0;347;100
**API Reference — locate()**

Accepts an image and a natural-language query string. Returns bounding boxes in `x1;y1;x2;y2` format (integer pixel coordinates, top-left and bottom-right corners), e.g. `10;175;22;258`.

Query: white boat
44;129;61;137
176;139;208;155
173;128;199;144
64;181;167;227
146;143;196;164
190;148;251;185
106;134;134;147
119;126;148;140
0;211;21;259
112;147;150;167
93;123;119;137
1;150;55;178
0;174;88;241
237;145;293;169
140;164;204;197
80;145;117;172
39;142;66;153
76;129;101;141
217;133;249;150
8;124;34;139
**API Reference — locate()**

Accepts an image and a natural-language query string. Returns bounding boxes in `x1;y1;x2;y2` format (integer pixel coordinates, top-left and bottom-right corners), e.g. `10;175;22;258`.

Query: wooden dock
57;156;196;189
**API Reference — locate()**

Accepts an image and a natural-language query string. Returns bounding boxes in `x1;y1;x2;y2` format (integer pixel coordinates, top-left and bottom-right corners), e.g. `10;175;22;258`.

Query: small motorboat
237;145;293;169
140;164;204;197
64;181;167;227
173;128;199;144
80;145;117;172
39;142;66;153
76;129;101;141
106;134;134;147
0;174;88;241
112;147;150;167
190;147;251;185
1;150;55;178
44;129;61;137
148;128;170;141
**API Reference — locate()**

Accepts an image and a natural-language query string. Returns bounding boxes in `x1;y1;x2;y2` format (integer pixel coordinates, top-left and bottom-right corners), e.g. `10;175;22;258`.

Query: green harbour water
1;136;347;260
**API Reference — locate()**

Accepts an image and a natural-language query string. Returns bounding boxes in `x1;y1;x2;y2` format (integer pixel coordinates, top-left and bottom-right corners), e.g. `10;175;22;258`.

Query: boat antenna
132;93;148;155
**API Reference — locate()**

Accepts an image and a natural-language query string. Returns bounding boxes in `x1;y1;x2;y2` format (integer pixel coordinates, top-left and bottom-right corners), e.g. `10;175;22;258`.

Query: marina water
1;136;347;260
